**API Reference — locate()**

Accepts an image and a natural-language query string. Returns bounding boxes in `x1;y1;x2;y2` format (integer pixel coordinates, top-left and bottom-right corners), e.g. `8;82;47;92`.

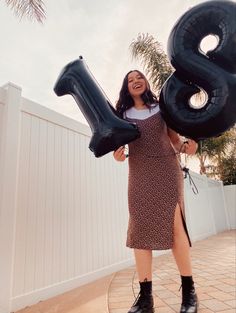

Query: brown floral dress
125;110;191;250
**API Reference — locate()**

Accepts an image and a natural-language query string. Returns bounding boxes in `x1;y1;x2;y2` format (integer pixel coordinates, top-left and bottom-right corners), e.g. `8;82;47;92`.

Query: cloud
0;0;208;124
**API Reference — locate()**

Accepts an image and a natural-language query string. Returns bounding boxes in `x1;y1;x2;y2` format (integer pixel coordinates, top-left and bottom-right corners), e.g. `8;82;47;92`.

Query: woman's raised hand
113;146;127;162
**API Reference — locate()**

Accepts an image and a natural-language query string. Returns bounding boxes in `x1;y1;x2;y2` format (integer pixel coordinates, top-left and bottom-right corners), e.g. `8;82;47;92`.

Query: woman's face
127;71;147;98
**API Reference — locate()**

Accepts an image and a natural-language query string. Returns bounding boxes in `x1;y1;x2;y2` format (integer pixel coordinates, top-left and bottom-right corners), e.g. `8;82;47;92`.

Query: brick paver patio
16;230;235;313
108;230;236;313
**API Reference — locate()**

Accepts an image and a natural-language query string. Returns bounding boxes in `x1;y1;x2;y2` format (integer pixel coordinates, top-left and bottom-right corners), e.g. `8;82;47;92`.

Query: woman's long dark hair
116;70;158;118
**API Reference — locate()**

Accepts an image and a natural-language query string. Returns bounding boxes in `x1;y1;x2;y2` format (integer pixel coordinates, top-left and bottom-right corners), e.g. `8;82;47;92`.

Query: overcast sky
0;0;210;124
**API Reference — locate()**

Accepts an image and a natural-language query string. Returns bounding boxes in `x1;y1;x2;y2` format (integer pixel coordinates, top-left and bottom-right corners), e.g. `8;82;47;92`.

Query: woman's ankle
139;278;153;296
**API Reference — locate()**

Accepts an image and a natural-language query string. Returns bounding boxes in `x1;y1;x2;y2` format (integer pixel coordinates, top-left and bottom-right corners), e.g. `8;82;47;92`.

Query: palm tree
5;0;46;23
130;33;205;101
196;131;232;175
197;126;236;179
130;33;173;95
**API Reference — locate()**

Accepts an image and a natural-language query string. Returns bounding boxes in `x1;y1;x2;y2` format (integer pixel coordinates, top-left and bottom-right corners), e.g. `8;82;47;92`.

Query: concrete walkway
16;230;236;313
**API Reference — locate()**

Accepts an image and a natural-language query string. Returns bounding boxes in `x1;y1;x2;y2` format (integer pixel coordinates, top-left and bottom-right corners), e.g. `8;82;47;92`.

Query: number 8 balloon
159;0;236;140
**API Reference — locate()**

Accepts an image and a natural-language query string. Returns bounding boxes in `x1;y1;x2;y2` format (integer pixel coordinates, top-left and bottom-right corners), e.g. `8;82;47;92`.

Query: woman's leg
171;204;192;275
172;204;198;312
127;249;154;313
134;249;153;281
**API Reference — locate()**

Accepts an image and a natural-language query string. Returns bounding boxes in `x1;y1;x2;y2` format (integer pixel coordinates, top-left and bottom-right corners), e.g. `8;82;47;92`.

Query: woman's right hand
113;146;126;162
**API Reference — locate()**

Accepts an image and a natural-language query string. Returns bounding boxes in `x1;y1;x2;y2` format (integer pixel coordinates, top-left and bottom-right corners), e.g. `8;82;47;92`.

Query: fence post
205;175;217;235
220;181;230;230
0;83;22;313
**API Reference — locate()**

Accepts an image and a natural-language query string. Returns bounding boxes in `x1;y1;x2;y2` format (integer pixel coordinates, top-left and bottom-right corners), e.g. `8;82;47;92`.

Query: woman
113;70;199;313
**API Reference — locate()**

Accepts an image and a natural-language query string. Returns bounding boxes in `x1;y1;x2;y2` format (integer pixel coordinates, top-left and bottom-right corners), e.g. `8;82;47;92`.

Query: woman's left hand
183;139;198;155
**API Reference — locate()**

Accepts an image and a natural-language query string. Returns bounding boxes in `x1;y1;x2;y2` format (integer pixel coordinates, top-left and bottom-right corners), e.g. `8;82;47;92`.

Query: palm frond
5;0;46;23
130;33;173;94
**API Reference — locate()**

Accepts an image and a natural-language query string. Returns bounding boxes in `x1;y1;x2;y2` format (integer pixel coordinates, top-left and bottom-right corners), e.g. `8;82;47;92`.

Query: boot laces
132;291;151;307
132;291;141;306
132;291;146;306
182;286;195;305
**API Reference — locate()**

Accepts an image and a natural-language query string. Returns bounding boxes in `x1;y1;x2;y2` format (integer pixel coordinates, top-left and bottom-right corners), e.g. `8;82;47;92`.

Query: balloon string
178;142;199;195
182;166;199;195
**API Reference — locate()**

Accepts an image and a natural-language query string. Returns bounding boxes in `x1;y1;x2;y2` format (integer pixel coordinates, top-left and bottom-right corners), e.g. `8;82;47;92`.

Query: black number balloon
54;57;140;157
159;0;236;140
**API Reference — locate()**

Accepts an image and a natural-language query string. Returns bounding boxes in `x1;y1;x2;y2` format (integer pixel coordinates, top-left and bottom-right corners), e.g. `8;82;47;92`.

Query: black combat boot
128;278;154;313
180;275;199;313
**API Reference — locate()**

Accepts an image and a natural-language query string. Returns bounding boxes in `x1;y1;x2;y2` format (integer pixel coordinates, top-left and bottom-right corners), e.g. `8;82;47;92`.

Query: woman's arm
167;128;198;155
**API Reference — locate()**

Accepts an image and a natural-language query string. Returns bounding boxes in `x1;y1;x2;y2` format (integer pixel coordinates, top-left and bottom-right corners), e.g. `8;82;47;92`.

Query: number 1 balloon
159;0;236;140
54;57;140;157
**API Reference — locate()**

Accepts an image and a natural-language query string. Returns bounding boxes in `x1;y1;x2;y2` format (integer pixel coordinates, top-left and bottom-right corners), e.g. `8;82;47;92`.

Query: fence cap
1;82;22;91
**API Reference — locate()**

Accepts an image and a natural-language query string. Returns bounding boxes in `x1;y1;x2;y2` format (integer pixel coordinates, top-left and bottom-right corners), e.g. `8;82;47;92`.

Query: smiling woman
128;71;146;98
116;70;158;115
114;70;198;313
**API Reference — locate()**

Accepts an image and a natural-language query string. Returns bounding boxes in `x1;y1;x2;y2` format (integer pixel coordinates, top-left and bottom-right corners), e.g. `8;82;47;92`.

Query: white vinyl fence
0;83;234;313
223;185;236;229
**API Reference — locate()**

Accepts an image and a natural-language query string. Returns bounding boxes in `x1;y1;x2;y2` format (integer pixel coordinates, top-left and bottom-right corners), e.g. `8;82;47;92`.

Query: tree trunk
199;154;206;175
